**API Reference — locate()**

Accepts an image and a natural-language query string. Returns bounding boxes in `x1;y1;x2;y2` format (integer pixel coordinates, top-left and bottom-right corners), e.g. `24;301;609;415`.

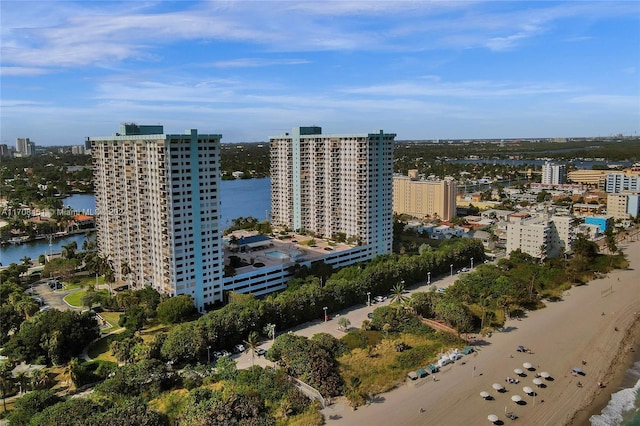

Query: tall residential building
605;173;640;193
16;138;35;157
393;170;457;221
506;213;573;259
270;126;395;257
541;161;566;185
90;124;223;312
607;192;640;220
71;145;85;155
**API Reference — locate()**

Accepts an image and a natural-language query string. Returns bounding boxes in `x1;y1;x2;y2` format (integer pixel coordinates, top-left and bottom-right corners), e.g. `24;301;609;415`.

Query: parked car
374;295;386;303
256;348;267;356
234;344;246;353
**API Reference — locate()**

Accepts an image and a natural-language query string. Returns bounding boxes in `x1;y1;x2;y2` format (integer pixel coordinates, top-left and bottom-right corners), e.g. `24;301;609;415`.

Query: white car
374;296;386;303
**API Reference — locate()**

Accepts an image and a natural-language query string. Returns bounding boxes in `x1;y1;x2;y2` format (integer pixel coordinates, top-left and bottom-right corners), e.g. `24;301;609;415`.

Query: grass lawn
64;288;109;308
65;275;106;290
99;311;123;333
87;332;123;362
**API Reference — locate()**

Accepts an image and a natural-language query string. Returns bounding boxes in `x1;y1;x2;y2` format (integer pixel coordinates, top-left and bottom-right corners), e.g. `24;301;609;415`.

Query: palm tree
31;368;49;390
337;316;351;331
15;370;29;395
21;256;32;267
345;376;364;408
538;244;547;264
61;241;78;259
64;358;80;393
243;331;260;367
0;362;14;413
121;261;131;283
264;323;276;341
390;281;409;308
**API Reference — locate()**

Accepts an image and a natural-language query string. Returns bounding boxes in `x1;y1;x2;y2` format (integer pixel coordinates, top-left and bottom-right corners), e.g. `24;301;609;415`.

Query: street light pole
427;271;431;285
323;306;328;322
471;257;474;269
207;345;211;364
450;264;453;276
367;292;371;306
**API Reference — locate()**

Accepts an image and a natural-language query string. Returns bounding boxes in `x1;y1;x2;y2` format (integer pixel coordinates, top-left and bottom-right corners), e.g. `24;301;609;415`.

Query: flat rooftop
223;230;354;275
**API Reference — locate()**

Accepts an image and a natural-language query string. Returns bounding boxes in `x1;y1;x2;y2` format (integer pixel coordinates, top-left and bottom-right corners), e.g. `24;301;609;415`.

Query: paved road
231;269;467;370
29;279;81;312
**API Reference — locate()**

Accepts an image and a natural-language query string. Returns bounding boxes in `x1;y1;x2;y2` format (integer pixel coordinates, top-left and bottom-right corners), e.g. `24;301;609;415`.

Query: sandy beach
320;230;640;426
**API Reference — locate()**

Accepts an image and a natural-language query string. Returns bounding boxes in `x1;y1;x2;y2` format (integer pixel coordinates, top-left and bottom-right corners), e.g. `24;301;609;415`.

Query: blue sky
1;1;639;145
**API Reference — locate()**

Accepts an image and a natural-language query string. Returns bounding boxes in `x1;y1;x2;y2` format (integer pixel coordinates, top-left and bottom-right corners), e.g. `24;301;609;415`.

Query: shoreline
571;313;640;425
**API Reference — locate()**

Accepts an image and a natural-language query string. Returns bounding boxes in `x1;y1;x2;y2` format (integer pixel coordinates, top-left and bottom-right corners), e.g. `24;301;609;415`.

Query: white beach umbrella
523;386;534;395
480;391;490;399
492;383;504;391
523;362;533;370
514;368;524;375
539;371;551;379
488;414;499;423
533;378;543;386
511;395;522;403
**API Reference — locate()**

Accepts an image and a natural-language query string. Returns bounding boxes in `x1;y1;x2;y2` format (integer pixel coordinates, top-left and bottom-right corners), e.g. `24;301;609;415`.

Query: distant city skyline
1;1;639;146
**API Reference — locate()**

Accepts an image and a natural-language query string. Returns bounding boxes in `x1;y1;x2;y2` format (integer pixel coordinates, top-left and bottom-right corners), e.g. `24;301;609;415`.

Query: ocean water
590;360;640;426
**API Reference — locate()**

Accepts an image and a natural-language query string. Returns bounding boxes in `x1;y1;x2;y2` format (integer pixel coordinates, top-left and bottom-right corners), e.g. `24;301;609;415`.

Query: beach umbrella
523;362;533;370
492;383;504;391
480;391;490;399
523;386;534;395
533;378;543;386
511;395;522;403
487;414;499;423
514;368;524;375
540;371;550;379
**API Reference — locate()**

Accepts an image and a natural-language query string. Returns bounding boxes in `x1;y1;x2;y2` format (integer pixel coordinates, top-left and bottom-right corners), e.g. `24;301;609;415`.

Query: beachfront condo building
506;213;574;259
270;126;395;258
393;170;457;221
541;161;566;185
90;124;224;312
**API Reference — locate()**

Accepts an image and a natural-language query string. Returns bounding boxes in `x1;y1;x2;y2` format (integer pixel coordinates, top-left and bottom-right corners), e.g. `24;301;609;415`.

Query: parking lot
29;279;81;312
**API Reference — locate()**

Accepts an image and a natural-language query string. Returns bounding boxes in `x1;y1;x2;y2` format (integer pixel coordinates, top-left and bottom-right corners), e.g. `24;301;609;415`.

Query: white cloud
568;95;639;108
210;58;311;68
0;66;50;76
3;1;637;69
342;77;575;98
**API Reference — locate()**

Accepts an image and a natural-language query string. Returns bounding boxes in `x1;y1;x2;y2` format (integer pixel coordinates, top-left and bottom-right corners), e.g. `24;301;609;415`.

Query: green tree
390;281;409;308
160;322;204;363
7;389;60;426
3;310;99;365
156;295;195;324
337;316;351;331
244;331;260;367
119;305;146;332
81;286;102;310
0;361;15;413
215;355;237;381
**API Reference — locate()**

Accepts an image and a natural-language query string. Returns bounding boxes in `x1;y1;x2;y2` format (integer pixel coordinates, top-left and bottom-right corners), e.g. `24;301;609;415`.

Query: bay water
0;178;271;265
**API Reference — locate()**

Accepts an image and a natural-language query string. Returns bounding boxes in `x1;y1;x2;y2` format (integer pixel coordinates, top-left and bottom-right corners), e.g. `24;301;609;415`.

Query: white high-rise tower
270;126;395;258
90;124;223;312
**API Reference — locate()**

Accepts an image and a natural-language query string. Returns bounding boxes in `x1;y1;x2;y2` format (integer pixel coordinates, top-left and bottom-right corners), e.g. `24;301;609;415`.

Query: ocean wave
590;361;640;426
